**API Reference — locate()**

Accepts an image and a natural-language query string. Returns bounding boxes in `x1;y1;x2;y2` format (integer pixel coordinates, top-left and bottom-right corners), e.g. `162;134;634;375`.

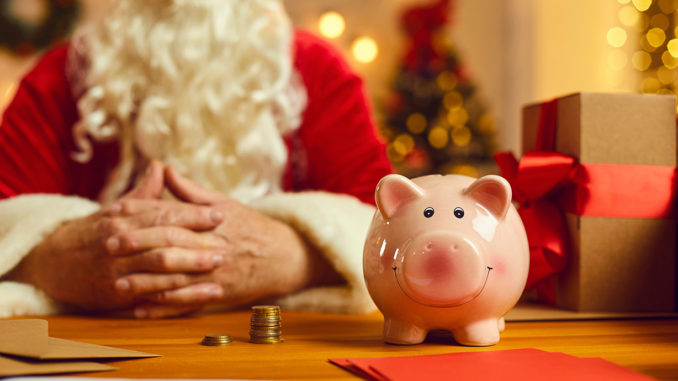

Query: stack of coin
249;305;283;344
201;333;232;346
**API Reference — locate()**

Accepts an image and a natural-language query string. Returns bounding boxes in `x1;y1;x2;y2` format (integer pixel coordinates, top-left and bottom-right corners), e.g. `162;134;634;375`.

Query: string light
451;126;471;147
351;36;378;63
318;11;345;39
406;113;427;134
428;126;448;149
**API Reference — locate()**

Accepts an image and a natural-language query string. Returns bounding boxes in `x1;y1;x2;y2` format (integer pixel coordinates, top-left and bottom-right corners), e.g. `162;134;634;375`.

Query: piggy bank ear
463;175;512;219
375;174;425;219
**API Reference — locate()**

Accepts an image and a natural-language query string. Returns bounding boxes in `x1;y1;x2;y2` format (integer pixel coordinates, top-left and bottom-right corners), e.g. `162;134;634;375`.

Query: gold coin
201;333;232;346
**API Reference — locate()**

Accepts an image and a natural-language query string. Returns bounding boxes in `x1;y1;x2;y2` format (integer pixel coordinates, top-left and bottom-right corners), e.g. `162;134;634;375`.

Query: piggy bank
363;174;529;346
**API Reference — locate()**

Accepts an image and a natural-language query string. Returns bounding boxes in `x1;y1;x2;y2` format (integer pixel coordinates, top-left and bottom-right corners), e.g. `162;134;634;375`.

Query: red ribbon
495;99;677;302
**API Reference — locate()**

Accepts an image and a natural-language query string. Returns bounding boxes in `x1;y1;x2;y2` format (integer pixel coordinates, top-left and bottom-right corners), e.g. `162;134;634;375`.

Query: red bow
494;150;576;296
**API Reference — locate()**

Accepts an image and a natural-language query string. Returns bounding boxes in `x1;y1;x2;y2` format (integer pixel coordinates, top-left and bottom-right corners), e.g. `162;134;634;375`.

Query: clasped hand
9;161;329;318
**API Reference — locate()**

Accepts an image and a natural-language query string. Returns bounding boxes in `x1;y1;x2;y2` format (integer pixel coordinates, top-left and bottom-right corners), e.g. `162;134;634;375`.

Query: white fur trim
251;191;377;314
0;194;100;316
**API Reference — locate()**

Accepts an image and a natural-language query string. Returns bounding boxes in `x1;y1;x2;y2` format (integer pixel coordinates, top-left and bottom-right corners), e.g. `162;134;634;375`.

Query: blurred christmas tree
0;0;80;56
380;0;496;178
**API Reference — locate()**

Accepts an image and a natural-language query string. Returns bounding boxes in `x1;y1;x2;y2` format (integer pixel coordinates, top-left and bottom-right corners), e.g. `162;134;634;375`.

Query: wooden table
24;310;678;380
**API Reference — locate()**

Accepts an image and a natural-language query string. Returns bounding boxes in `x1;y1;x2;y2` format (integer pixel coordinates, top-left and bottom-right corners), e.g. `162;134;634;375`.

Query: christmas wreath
0;0;80;55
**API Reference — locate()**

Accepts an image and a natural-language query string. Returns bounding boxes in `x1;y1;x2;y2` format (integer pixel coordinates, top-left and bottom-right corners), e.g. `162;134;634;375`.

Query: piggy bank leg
383;318;427;344
452;319;501;346
498;317;505;332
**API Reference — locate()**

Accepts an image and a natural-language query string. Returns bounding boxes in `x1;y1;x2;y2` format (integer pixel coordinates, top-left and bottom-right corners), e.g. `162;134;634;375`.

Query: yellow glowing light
446;107;469;127
450;164;478;178
318;11;345;39
436;71;457;91
393;134;415;156
632;0;652;11
641;77;661;93
617;0;631;4
646;28;666;48
661;51;678;69
351;37;378;63
632;51;652;70
657;66;676;84
607;27;627;48
618;5;639;26
667;39;678;58
428;126;449;149
640;35;657;52
386;144;404;163
650;13;669;30
607;50;628;70
451;126;472;147
443;92;463;109
406;113;427;134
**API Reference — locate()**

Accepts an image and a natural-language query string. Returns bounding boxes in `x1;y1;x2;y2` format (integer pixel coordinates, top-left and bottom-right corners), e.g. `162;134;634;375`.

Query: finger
133;304;204;319
117;247;223;273
107;199;224;229
114;272;206;295
106;226;227;255
122;160;164;200
164;165;229;205
146;282;224;305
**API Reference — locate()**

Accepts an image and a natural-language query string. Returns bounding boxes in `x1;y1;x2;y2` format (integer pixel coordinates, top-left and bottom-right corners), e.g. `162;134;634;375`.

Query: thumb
121;160;165;200
164;165;229;205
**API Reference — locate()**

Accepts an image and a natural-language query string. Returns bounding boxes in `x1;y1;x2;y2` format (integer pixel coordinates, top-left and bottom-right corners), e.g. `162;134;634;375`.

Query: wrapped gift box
520;92;676;312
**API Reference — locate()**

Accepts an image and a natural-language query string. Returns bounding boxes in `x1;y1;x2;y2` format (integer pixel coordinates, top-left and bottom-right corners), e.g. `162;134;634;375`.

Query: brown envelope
0;319;159;377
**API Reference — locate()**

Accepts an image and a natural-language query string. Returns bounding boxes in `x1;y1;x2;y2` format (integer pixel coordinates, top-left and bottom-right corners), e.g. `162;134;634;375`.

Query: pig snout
393;232;491;307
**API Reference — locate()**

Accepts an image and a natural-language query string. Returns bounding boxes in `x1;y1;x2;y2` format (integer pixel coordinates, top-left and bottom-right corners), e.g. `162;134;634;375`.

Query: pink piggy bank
363;174;529;346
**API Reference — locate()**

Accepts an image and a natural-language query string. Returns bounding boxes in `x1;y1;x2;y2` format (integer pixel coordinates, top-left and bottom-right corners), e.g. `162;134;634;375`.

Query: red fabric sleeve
0;46;117;200
286;31;393;205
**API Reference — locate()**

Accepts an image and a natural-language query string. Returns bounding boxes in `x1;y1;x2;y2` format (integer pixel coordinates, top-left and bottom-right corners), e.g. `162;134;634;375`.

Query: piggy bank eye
453;207;464;218
423;207;434;218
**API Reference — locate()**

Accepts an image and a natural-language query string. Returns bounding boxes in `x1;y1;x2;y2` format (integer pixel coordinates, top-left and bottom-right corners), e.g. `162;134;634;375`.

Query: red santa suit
0;31;392;316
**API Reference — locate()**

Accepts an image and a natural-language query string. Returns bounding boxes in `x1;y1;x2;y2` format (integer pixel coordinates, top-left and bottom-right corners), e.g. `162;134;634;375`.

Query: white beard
69;0;307;204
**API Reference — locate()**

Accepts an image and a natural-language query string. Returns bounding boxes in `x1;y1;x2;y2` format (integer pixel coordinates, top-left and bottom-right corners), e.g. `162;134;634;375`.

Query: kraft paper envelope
0;356;115;377
0;319;159;377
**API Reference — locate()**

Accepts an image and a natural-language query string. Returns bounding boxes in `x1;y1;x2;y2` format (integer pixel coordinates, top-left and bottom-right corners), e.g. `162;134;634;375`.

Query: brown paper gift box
521;92;677;312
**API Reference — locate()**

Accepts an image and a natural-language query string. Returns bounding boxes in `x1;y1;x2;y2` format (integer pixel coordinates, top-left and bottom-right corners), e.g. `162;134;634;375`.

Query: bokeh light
607;27;628;47
451;126;471;147
436;71;457;91
449;164;478;178
661;51;678;69
646;27;666;48
632;0;652;12
406;113;427;134
641;77;661;93
318;11;345;39
428;126;448;149
393;133;415;156
618;5;639;26
351;37;378;63
446;107;469;127
442;92;463;109
632;50;652;70
667;39;678;58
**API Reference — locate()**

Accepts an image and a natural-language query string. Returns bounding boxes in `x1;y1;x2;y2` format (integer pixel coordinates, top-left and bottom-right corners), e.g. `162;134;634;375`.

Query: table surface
15;310;678;380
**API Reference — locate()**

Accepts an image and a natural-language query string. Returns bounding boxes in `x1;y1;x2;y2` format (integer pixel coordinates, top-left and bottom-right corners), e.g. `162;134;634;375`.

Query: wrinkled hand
141;166;344;312
9;161;227;315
